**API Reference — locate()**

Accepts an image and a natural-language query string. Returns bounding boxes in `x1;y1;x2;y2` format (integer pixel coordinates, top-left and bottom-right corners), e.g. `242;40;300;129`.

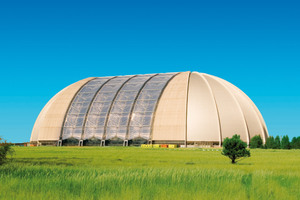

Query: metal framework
84;75;134;141
62;77;113;140
59;73;176;145
59;77;97;141
80;77;116;141
124;74;159;144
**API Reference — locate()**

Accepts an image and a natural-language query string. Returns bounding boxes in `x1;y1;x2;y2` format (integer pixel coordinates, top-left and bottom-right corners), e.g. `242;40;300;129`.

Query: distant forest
250;135;300;149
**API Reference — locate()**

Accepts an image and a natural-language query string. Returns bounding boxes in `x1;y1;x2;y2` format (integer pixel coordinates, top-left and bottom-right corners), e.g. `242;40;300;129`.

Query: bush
222;134;250;164
0;137;14;165
250;135;263;148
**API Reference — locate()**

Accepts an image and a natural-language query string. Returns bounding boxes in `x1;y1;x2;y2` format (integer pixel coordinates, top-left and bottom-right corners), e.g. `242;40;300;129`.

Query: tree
222;134;250;164
250;135;263;148
0;137;14;165
291;137;300;149
265;136;275;149
274;136;281;149
281;135;291;149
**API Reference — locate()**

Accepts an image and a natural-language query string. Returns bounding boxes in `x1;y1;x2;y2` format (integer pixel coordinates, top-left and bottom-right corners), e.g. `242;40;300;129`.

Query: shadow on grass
185;162;195;165
13;157;92;166
236;163;253;165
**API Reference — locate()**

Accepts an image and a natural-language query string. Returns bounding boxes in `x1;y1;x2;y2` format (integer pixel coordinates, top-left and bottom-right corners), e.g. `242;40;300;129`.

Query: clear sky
0;0;299;142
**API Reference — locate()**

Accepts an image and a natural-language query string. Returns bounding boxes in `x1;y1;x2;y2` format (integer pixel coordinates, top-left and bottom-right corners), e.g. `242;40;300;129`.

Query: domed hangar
30;72;268;147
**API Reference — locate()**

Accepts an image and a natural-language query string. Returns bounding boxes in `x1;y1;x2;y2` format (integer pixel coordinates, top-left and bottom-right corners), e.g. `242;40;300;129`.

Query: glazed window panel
85;115;98;127
138;90;160;100
110;101;127;113
90;102;110;114
130;113;144;126
106;127;117;139
120;116;129;126
80;85;99;93
83;76;133;140
100;84;120;92
115;91;137;101
68;105;80;114
93;126;105;139
128;73;177;140
62;77;111;140
105;74;154;140
64;114;85;127
83;128;95;140
150;74;175;82
140;127;151;139
93;92;115;102
97;117;106;126
107;113;121;126
122;83;143;91
89;102;103;113
128;127;141;140
62;127;82;140
83;126;104;140
145;102;156;112
84;126;104;140
62;128;73;139
142;116;152;126
143;82;166;90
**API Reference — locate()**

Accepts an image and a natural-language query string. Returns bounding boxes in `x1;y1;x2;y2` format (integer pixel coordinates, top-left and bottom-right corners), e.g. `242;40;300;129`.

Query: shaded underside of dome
31;71;268;146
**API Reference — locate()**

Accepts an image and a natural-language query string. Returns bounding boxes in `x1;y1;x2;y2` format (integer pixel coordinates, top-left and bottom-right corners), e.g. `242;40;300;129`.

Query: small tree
281;135;291;149
291;137;300;149
222;134;250;164
274;136;281;149
0;137;14;165
250;135;263;148
265;136;275;149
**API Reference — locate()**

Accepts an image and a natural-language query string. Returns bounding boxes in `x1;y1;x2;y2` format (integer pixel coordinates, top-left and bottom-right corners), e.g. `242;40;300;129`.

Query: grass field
0;147;299;200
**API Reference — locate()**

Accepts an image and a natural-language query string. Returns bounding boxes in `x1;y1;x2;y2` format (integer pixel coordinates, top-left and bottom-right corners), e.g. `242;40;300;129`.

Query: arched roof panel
33;77;94;142
152;72;190;141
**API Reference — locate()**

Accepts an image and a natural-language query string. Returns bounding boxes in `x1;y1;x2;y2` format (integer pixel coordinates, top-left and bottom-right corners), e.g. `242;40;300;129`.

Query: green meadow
0;147;299;200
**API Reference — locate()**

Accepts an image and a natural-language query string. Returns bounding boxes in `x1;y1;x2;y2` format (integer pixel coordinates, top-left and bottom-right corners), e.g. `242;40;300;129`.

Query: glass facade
128;73;176;141
105;74;154;141
83;76;133;140
61;73;177;144
62;77;112;140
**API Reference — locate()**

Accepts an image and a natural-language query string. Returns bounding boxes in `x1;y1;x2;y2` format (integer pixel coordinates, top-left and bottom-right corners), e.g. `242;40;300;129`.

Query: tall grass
0;147;299;199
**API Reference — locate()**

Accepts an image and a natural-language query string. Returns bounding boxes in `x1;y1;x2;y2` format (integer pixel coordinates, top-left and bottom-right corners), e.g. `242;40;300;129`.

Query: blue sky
0;0;299;142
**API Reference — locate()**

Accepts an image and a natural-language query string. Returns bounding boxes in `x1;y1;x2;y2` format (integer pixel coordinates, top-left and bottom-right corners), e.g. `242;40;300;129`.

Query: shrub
0;137;14;165
222;134;250;164
250;135;263;148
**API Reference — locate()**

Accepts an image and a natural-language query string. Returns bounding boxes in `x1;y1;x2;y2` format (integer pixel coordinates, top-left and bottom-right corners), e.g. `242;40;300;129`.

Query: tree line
250;135;300;149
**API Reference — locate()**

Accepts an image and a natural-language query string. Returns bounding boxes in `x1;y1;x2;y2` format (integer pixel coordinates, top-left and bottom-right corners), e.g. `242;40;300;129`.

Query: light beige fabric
152;72;190;141
217;77;268;143
201;74;249;143
31;78;94;142
187;72;221;143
